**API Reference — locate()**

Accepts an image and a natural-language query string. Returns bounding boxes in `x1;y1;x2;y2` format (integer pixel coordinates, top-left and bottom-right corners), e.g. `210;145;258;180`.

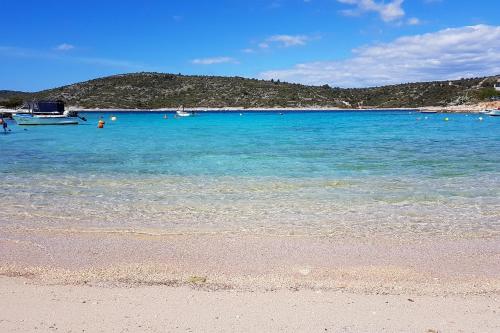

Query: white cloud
254;34;315;51
258;42;270;49
265;35;310;47
407;17;420;25
259;25;500;87
338;0;405;22
191;56;238;65
55;43;75;51
245;34;316;53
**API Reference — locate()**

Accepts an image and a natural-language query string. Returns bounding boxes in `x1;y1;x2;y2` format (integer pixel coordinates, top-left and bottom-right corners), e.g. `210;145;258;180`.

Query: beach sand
1;276;499;333
1;229;500;332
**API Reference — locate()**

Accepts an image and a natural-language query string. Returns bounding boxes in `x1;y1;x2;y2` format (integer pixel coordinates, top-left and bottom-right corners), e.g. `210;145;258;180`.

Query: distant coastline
67;106;413;112
3;101;498;116
66;102;500;113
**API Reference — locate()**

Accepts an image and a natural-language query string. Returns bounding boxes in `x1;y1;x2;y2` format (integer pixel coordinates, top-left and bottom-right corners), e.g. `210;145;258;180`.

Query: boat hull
176;109;193;117
13;115;80;125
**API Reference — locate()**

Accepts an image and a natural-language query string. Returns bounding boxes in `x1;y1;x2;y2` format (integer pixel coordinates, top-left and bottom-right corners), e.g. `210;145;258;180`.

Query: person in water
1;117;8;134
98;116;105;128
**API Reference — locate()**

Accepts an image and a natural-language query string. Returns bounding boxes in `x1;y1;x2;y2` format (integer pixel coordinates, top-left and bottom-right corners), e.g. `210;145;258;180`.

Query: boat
176;106;194;117
420;110;438;114
486;108;500;116
12;101;86;125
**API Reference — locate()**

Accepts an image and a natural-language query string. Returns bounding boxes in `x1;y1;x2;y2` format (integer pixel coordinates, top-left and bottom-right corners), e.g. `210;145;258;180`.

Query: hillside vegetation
1;73;499;109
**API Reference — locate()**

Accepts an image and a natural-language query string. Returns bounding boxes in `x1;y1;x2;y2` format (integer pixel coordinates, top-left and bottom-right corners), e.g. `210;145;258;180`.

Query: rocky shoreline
64;101;500;113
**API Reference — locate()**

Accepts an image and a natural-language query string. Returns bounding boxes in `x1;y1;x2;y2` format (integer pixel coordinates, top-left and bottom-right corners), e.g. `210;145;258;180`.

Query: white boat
176;106;194;117
13;101;85;125
486;109;500;116
13;113;81;125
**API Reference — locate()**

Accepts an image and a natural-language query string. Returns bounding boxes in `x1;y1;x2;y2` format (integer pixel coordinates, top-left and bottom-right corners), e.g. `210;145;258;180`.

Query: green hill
1;72;499;109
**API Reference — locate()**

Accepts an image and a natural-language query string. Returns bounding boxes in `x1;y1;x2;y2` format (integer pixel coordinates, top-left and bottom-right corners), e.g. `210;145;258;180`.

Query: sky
1;0;499;91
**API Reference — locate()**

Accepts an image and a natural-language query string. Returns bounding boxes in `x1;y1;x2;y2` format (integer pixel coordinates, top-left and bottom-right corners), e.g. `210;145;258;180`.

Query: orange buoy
98;119;105;128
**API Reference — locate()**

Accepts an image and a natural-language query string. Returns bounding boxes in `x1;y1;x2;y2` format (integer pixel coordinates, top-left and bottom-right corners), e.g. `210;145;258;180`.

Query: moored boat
13;101;85;125
176;105;194;117
486;108;500;116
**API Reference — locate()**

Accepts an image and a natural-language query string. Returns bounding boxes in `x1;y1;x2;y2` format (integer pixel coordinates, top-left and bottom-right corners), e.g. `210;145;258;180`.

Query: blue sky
0;0;499;91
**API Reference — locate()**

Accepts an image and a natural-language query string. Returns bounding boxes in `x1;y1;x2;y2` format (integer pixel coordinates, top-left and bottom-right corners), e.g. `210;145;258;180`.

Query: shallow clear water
1;111;499;238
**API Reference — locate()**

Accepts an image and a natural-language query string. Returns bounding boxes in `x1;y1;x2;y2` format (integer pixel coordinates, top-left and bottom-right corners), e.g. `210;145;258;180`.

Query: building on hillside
495;79;500;92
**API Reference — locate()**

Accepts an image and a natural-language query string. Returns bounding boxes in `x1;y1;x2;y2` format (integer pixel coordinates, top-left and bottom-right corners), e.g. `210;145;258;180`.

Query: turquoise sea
1;111;499;238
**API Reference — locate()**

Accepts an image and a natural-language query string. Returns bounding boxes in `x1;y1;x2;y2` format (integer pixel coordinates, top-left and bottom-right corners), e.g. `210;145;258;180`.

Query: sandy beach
1;229;500;332
1;276;499;333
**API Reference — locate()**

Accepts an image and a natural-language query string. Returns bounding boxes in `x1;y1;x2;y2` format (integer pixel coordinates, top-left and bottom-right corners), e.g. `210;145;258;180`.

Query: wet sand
1;228;499;294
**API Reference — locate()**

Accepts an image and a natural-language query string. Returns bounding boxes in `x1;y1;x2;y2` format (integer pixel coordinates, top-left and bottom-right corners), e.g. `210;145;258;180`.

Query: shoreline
2;229;499;296
65;104;497;113
68;106;412;112
3;101;497;114
64;100;500;113
64;101;500;113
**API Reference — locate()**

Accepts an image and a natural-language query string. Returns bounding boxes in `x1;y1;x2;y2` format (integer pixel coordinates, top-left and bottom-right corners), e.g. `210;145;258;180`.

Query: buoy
444;117;449;121
479;117;483;121
110;116;117;121
98;119;105;128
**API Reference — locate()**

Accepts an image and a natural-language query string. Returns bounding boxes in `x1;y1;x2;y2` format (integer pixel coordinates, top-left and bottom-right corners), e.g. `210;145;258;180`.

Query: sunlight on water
1;111;499;238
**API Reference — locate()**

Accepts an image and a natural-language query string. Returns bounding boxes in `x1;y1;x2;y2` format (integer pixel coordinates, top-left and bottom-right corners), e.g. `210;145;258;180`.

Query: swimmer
1;117;8;134
98;117;105;128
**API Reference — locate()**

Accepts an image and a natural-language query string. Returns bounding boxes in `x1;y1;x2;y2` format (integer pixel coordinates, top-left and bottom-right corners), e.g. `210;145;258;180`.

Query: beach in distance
64;99;500;113
1;110;499;332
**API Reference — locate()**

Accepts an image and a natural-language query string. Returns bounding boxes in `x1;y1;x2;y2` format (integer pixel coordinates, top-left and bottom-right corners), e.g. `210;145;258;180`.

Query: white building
495;79;500;92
